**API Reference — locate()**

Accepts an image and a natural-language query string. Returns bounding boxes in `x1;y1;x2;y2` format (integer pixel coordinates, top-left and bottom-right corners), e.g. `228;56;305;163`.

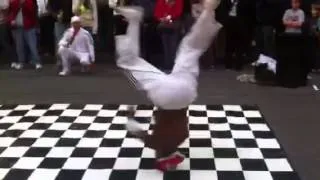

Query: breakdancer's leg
114;7;166;91
171;0;222;78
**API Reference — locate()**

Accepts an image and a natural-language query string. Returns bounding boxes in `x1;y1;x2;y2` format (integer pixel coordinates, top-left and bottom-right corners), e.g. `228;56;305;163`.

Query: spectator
37;0;55;56
0;0;11;63
57;16;95;76
72;0;98;35
154;0;183;70
8;0;42;70
221;0;255;70
255;0;285;61
283;0;305;34
47;0;74;52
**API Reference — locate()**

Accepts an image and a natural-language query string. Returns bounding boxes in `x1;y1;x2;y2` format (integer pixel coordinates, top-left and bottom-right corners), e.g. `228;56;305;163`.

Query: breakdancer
113;0;222;171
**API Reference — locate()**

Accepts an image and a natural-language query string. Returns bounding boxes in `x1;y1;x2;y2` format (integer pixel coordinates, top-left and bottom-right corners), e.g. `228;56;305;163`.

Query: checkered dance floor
0;104;300;180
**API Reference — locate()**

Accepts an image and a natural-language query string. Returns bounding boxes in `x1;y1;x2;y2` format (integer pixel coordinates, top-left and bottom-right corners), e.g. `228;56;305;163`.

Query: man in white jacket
58;16;95;76
114;0;221;171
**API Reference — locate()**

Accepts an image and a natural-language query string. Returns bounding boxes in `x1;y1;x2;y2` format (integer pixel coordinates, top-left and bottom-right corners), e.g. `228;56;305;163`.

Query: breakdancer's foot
155;152;185;171
126;118;147;139
113;6;143;22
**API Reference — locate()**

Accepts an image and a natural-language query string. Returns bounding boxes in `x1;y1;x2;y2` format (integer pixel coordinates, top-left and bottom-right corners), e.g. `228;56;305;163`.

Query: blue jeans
11;28;40;64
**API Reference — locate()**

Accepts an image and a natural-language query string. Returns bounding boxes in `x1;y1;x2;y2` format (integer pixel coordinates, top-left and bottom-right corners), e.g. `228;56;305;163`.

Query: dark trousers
225;17;250;70
39;15;55;55
160;30;180;70
0;23;13;63
255;25;276;59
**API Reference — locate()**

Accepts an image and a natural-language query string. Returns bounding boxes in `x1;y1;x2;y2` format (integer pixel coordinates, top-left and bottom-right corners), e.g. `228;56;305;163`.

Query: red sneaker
155;152;185;171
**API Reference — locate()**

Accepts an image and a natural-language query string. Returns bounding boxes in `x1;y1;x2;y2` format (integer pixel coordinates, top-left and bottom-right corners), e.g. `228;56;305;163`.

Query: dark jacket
47;0;73;24
216;0;255;25
256;0;287;27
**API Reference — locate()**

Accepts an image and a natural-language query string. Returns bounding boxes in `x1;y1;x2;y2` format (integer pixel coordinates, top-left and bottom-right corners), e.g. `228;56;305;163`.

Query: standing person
47;0;74;54
72;0;99;35
0;0;12;64
113;0;221;171
37;0;55;56
223;0;255;70
154;0;183;70
8;0;42;70
255;0;285;61
283;0;305;34
57;16;95;76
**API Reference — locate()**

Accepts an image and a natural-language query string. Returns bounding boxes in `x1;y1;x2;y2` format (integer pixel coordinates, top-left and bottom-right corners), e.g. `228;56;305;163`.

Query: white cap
71;16;81;23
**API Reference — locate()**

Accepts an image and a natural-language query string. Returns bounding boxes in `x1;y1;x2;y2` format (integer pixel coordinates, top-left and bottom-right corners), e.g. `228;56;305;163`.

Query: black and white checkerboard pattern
0;104;300;180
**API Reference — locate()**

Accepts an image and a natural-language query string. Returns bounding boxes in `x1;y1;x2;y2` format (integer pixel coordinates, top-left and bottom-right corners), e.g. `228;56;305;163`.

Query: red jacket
7;0;37;29
154;0;183;22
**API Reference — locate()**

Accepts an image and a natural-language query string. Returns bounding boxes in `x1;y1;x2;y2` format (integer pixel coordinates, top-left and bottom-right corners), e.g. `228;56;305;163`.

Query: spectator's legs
24;28;42;69
225;17;237;69
234;20;248;70
39;15;55;55
11;28;25;69
262;25;275;58
55;22;69;65
0;23;12;63
161;30;179;70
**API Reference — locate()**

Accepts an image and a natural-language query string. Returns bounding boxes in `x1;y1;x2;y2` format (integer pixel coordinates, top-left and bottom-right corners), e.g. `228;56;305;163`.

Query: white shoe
11;63;23;70
35;64;42;70
59;71;70;76
115;6;144;22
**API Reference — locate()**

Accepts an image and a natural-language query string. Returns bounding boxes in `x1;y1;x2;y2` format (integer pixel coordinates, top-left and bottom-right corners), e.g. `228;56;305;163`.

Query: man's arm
294;10;305;27
58;29;72;47
282;10;293;26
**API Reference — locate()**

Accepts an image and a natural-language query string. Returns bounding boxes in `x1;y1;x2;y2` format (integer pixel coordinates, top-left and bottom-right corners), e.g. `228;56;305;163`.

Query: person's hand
10;20;16;26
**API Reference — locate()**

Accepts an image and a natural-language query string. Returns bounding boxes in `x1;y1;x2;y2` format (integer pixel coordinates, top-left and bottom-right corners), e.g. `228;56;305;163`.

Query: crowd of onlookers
0;0;320;76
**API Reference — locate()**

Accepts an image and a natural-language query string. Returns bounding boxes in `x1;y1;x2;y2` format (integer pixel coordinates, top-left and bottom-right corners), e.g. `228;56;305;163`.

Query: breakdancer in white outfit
57;16;95;76
114;0;221;171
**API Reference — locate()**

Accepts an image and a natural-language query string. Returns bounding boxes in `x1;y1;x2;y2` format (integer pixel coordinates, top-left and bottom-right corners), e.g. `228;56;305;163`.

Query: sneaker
35;64;42;70
11;63;23;70
59;71;70;76
155;152;185;171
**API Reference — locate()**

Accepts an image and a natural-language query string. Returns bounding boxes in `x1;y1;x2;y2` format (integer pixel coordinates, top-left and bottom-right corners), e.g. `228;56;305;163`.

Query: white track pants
58;47;91;73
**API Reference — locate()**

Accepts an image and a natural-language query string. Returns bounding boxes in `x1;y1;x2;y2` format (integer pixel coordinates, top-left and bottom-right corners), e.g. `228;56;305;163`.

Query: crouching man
58;16;95;76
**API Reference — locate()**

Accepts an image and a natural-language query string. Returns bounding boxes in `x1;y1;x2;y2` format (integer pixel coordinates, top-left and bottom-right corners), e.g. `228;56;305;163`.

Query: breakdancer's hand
127;105;136;118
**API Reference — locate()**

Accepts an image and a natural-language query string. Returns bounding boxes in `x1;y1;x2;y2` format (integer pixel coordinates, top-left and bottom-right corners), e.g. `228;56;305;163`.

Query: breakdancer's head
71;16;82;31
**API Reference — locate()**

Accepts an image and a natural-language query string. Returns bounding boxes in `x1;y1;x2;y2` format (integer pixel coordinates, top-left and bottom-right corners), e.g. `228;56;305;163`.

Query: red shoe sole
155;154;185;171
